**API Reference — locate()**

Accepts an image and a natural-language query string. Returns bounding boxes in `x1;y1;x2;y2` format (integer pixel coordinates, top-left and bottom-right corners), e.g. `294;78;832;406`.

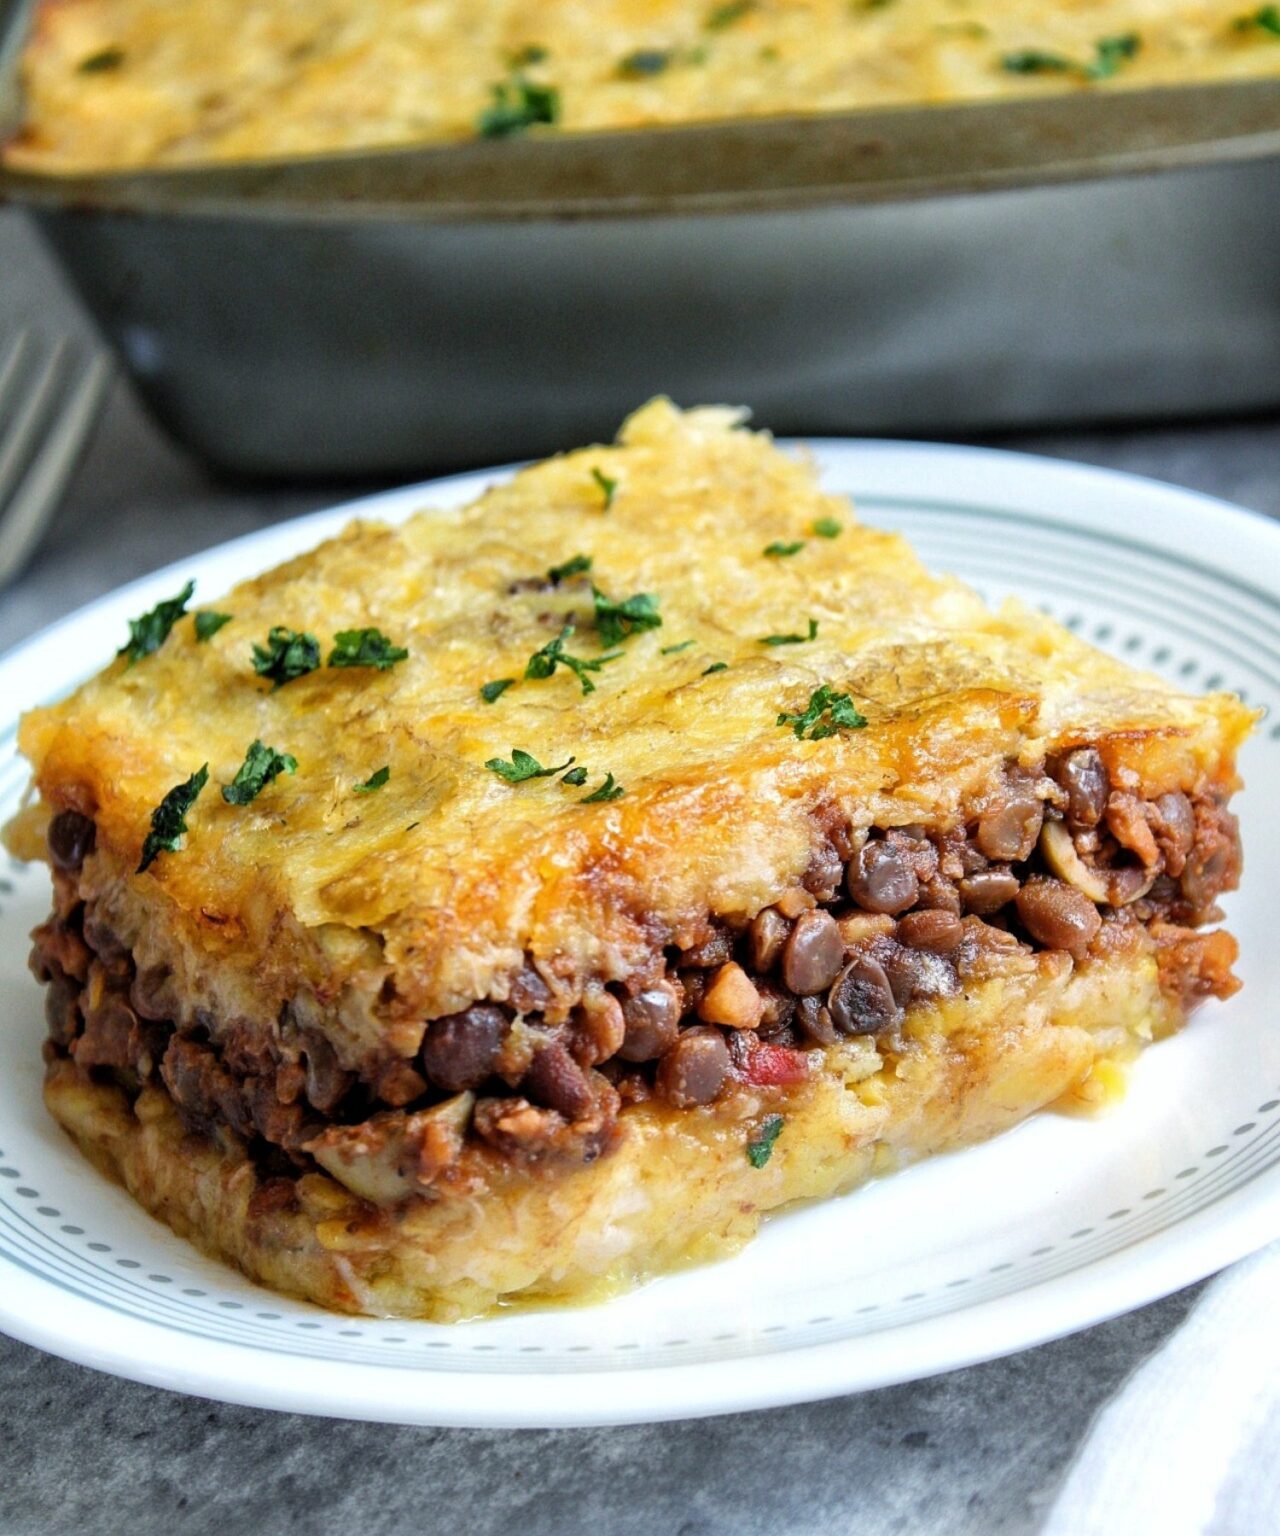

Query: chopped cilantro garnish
561;765;589;786
591;466;618;508
812;517;842;538
509;43;548;65
478;75;560;138
78;47;125;72
486;749;574;784
1085;32;1140;77
581;772;625;803
1000;48;1074;72
252;627;321;688
763;540;805;558
548;553;593;583
777;684;868;740
1002;33;1140;76
327;627;408;671
618;48;673;77
119;580;194;666
702;661;729;676
661;639;696;655
221;740;297;806
525;623;623;695
193;611;232;642
480;678;515;703
1236;5;1280;34
747;1113;785;1168
137;765;208;873
707;0;755;28
354;765;391;794
761;619;819;647
592;586;662;646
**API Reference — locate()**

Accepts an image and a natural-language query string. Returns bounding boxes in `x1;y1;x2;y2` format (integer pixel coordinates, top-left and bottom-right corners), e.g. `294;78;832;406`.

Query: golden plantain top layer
13;401;1254;1048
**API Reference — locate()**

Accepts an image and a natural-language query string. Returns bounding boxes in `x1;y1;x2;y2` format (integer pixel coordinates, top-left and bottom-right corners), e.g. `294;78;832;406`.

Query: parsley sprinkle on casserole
6;399;1253;1323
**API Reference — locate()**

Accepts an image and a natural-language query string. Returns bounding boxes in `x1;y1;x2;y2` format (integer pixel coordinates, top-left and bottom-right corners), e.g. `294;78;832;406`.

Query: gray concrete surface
1;205;1276;1536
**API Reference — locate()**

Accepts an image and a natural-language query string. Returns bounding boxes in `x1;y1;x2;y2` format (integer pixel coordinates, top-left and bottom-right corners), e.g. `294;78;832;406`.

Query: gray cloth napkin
1041;1240;1280;1535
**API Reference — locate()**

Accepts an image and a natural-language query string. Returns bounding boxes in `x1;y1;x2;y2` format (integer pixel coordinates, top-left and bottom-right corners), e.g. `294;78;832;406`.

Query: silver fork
0;330;113;589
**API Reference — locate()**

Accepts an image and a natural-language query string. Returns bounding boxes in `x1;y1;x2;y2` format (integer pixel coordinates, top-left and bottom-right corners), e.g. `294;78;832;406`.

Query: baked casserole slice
6;402;1252;1319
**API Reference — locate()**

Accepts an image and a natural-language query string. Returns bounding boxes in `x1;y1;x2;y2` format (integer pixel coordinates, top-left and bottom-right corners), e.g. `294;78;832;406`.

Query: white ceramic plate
1;441;1278;1428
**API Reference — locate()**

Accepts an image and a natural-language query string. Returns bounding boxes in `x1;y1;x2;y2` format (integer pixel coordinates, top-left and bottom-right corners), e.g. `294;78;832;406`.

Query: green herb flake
524;623;624;695
221;740;297;807
1000;48;1074;73
486;748;575;784
548;553;593;583
354;765;391;795
1085;32;1140;78
707;0;755;29
618;48;673;77
761;618;818;647
702;661;729;676
327;627;409;671
1235;6;1280;34
763;540;805;558
119;580;195;666
251;627;321;688
78;46;125;73
812;517;842;539
661;639;696;655
591;466;618;508
137;765;208;873
193;610;232;642
592;586;662;647
581;772;625;803
480;677;516;704
777;683;868;740
747;1113;785;1168
478;75;560;138
561;765;589;786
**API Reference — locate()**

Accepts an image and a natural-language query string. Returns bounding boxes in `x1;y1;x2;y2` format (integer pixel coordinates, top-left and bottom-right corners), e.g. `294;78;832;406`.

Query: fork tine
0;335;66;498
0;328;33;423
0;346;112;588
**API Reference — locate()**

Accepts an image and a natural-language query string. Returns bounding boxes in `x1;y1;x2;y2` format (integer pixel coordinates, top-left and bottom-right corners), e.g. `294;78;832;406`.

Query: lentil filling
31;749;1241;1199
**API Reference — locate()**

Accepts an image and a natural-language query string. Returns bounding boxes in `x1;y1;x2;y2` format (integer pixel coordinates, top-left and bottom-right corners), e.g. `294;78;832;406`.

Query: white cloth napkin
1040;1239;1280;1535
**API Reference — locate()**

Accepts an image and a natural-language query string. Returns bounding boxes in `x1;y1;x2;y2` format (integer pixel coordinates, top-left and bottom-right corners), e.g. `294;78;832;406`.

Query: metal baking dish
3;0;1280;476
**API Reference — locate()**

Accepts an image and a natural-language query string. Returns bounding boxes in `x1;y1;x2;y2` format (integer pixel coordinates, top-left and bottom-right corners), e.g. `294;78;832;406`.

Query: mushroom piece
1038;820;1155;908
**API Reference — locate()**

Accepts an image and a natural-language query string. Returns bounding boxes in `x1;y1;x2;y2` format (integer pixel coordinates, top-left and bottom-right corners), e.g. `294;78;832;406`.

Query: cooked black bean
802;840;844;901
681;930;734;968
847;841;918;915
880;942;957;1009
959;869;1020;915
525;1039;596;1120
976;793;1044;862
617;983;682;1062
656;1027;730;1108
748;908;791;973
756;981;797;1036
47;810;95;874
1015;877;1102;956
1059;748;1109;829
781;909;845;996
794;995;837;1045
420;1004;509;1091
828;956;899;1034
897;909;964;952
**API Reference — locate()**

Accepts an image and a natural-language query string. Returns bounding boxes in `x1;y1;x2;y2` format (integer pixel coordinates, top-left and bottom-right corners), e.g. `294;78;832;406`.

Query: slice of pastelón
7;401;1252;1319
